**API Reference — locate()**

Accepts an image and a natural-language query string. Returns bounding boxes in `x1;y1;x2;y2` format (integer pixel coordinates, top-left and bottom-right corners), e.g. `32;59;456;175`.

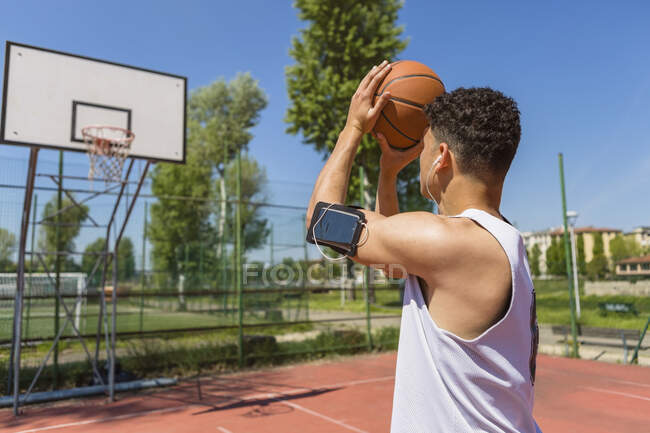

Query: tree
576;233;586;275
610;234;642;264
148;150;213;285
586;232;608;280
0;228;16;271
286;0;423;209
529;244;541;277
149;74;268;285
545;236;566;276
37;195;88;271
223;154;270;255
82;237;136;284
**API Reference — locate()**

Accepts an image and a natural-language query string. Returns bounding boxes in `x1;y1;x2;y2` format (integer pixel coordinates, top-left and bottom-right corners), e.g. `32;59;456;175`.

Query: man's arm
306;62;447;278
306;60;393;223
373;134;424;278
374;132;423;218
375;169;399;217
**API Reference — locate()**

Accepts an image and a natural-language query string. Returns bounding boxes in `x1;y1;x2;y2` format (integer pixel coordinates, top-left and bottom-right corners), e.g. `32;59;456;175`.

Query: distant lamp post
566;210;581;318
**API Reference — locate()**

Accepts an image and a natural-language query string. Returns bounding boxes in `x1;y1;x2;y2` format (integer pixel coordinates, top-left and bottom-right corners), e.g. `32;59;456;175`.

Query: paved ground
1;353;649;433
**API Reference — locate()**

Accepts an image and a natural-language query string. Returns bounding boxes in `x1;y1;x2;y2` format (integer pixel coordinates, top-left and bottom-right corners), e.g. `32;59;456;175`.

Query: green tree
586;232;608;280
149;74;268;285
82;237;136;284
529;244;541;277
0;228;16;271
37;195;88;271
223;154;270;254
286;0;422;209
576;233;586;275
610;234;642;264
546;236;566;276
148;151;213;285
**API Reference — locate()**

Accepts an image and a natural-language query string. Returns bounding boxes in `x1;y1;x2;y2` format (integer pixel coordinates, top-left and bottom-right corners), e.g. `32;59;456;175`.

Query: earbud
425;155;442;202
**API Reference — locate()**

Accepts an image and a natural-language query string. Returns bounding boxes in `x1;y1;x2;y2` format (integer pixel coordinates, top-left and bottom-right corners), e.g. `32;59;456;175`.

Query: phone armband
306;201;367;256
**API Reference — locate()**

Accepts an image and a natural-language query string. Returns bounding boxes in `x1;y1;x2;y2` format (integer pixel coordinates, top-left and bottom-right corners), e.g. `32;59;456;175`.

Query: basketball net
82;125;134;184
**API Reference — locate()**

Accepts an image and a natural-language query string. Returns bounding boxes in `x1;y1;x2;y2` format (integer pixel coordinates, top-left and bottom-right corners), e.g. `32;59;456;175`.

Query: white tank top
390;209;541;433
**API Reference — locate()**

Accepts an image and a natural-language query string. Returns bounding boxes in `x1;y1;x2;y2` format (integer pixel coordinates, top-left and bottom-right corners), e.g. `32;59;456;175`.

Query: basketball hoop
82;125;134;183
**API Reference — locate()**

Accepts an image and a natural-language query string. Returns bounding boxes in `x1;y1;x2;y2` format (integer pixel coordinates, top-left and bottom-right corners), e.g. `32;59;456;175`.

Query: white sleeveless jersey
390;209;541;433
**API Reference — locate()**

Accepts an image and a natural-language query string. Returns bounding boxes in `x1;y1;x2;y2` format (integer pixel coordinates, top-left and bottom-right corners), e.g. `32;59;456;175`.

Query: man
306;61;541;432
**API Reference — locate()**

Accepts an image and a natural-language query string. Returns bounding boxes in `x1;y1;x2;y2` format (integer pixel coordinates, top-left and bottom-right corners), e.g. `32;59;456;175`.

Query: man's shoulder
387;212;479;255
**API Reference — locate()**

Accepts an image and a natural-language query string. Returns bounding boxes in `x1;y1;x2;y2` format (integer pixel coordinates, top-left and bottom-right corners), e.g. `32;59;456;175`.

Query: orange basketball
372;60;445;150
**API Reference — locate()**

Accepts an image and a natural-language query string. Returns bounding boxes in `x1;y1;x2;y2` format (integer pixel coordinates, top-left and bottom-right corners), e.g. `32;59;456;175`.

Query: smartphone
313;207;362;252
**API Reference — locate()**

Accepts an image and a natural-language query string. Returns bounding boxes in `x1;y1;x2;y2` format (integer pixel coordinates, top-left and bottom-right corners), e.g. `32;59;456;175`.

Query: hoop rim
81;125;135;146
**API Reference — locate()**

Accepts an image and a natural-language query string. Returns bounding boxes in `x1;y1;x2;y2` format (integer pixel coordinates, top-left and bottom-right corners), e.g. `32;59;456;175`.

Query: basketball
372;60;445;150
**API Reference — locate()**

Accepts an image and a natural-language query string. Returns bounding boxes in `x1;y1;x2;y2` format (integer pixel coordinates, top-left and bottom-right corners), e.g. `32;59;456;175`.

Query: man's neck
438;175;503;218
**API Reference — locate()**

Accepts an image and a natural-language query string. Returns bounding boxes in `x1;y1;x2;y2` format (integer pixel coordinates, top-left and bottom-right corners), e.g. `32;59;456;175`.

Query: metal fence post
558;153;579;358
139;202;147;333
199;238;204;289
631;316;649;364
235;150;244;367
109;249;118;402
11;147;39;415
25;194;38;340
359;166;373;350
53;151;63;387
302;214;309;322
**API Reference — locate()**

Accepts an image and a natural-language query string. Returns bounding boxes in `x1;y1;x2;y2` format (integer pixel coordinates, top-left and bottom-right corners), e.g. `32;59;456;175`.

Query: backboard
1;41;186;163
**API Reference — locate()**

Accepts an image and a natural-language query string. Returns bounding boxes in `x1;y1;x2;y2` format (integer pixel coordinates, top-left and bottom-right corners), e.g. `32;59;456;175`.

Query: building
615;255;650;277
522;226;622;276
521;230;554;275
549;227;621;263
624;226;650;250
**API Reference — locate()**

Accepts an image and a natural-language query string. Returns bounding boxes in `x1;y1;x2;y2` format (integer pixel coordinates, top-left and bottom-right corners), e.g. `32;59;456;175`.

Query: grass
0;294;311;342
3;278;648;397
306;286;403;314
0;326;400;396
534;278;650;330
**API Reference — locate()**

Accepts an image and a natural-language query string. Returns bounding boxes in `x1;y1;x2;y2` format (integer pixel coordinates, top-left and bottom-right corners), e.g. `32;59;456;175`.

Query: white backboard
1;41;186;163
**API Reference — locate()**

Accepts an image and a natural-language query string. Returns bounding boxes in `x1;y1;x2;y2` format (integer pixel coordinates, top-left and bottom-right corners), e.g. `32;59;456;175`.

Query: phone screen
313;208;359;247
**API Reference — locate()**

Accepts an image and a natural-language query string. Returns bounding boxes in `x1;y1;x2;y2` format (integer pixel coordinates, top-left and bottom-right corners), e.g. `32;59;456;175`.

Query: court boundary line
583;387;650;402
11;405;192;433
279;400;369;433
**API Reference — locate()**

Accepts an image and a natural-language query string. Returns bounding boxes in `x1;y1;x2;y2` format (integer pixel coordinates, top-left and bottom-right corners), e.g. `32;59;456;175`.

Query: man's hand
345;61;393;134
376;131;424;177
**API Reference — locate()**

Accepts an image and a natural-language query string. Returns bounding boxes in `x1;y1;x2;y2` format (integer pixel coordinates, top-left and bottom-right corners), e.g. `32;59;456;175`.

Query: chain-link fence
2;149;648;400
0;150;404;397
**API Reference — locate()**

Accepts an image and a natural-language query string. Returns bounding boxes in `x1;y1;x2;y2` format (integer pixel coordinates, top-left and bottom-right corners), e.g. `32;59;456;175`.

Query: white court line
217;375;394;406
217;427;234;433
583;387;650;402
605;378;650;388
9;375;393;433
280;400;369;433
12;405;192;433
327;375;393;388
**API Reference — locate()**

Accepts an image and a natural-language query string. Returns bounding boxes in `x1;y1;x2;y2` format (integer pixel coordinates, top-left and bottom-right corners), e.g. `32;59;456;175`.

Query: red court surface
1;353;649;433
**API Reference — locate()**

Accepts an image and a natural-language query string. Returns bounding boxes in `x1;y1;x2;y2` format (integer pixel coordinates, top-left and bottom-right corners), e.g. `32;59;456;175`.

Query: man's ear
438;142;451;168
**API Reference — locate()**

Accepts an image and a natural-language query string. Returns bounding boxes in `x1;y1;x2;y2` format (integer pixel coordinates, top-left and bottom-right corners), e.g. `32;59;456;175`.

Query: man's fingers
375;132;390;152
406;140;424;158
368;91;392;119
366;62;392;94
360;60;389;90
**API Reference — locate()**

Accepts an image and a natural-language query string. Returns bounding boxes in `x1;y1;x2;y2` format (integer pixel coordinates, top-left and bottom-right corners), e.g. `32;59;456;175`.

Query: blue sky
1;0;649;265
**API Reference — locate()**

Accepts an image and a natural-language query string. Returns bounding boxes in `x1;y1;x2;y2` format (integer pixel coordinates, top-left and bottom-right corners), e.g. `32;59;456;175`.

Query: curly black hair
423;87;521;179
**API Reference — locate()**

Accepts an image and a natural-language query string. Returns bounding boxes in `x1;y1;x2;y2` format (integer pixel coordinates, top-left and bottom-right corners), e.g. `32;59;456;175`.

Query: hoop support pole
10;148;39;415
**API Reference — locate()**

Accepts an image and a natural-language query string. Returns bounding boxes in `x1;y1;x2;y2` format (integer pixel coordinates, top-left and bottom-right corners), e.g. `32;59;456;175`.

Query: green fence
0;153;407;395
1;152;648;397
